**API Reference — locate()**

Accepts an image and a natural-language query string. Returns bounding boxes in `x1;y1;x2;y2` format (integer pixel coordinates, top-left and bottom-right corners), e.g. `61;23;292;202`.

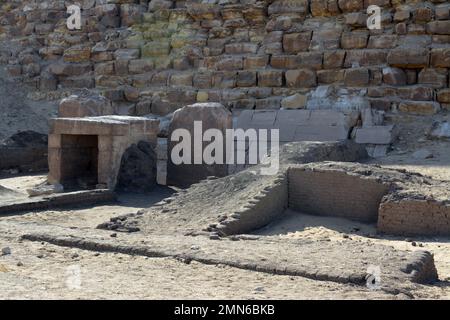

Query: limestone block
167;103;232;187
59;93;114;118
354;125;397;144
387;48;429;68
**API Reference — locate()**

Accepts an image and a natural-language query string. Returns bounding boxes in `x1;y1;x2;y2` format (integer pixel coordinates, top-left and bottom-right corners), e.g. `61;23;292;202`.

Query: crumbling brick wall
288;166;389;222
0;0;449;116
378;198;450;236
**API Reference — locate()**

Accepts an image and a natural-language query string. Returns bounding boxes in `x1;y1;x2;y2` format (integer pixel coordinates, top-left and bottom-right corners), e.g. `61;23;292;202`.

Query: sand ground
1;165;450;299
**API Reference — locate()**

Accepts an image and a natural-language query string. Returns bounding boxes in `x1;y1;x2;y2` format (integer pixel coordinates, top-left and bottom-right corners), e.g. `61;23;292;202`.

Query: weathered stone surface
344;68;369;86
268;0;309;15
310;29;342;51
399;101;441;115
427;21;450;35
368;35;398;49
258;70;283;87
324;50;346;69
344;50;387;67
341;32;368;49
338;0;363;13
167;103;232;187
382;67;406;86
317;69;345;84
63;46;91;63
431;48;450;68
437;89;450;103
59;93;114;118
418;68;448;88
427;121;450;140
117;141;156;192
285;69;317;88
281;94;308;109
283;32;312;53
354;125;396;144
387;48;429;68
435;4;450;20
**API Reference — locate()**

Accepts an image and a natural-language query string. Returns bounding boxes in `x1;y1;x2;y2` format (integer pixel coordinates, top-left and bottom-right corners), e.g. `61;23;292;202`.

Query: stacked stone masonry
0;0;449;116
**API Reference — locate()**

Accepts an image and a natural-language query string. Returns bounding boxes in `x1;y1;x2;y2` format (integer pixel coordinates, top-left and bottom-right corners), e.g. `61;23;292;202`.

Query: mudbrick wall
287;162;450;236
288;166;390;222
0;0;450;116
378;198;450;236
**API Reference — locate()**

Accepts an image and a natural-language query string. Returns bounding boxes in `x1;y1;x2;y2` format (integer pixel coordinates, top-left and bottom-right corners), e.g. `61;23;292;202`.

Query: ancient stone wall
1;0;449;117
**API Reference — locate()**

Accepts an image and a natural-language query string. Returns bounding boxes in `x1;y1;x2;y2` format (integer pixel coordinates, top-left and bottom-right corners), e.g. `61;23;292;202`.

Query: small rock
427;121;450;140
71;253;79;259
209;233;221;240
190;245;200;251
16;261;23;267
1;247;11;256
411;241;417;247
110;233;117;238
37;254;44;259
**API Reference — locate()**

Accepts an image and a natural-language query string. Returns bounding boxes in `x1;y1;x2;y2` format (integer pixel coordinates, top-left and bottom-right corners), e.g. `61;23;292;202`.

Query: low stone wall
288;166;389;222
378;198;450;236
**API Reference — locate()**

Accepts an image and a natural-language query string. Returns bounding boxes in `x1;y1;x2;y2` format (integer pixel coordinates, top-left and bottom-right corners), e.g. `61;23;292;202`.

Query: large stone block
427;21;450;35
399;101;441;115
310;29;342;51
283;32;312;53
418;68;448;88
382;67;406;86
59;93;114;118
324;50;346;68
341;32;368;49
338;0;363;12
344;50;387;67
258;70;283;87
387;48;429;68
437;89;450;103
63;46;91;63
285;69;317;88
271;53;323;70
431;48;450;68
344;68;370;86
268;0;309;15
354;125;396;144
167;103;232;187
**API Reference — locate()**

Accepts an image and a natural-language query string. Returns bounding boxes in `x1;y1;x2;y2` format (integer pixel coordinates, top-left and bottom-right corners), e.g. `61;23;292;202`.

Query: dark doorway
60;135;98;189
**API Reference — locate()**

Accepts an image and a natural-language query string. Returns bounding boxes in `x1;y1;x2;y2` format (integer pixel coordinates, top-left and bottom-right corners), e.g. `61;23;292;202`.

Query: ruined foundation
288;167;389;222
